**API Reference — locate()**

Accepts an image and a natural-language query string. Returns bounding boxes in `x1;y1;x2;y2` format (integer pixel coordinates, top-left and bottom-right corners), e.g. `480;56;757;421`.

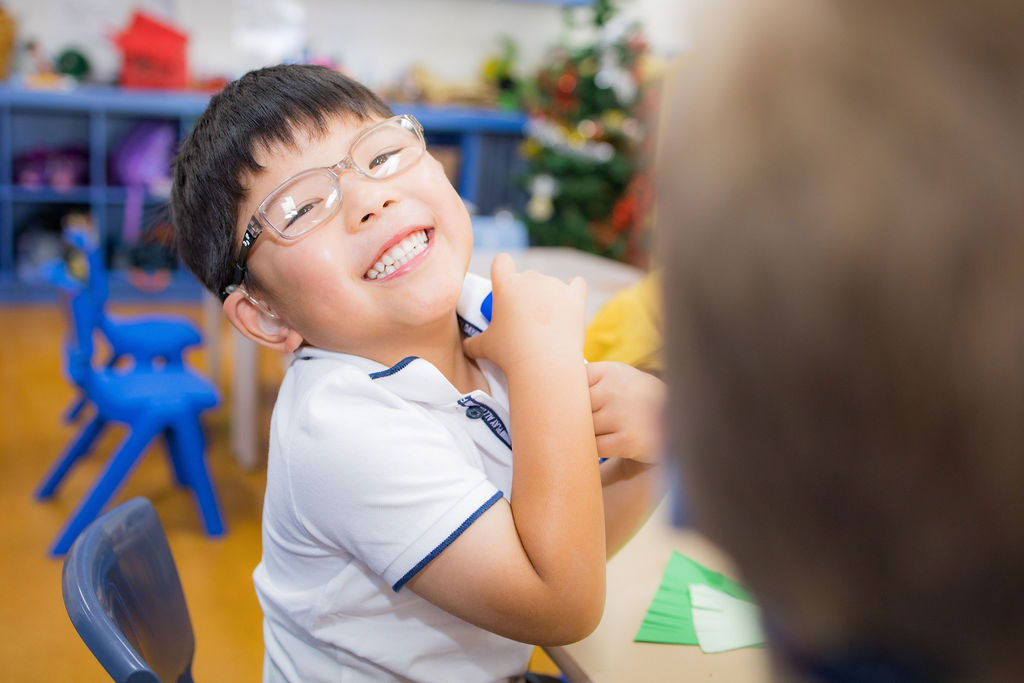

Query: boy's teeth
365;230;429;279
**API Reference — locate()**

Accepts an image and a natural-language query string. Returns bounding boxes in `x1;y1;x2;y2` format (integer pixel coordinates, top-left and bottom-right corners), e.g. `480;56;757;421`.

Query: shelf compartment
7;185;96;203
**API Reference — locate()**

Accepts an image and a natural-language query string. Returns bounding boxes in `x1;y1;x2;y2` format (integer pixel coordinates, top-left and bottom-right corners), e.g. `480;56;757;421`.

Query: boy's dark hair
171;64;393;297
660;0;1024;675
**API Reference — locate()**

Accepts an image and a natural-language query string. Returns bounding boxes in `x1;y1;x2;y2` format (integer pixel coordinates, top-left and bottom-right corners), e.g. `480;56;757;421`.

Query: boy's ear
222;288;303;353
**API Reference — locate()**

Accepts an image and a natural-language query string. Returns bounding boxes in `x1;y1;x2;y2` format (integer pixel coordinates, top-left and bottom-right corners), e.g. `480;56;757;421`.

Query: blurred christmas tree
518;0;653;265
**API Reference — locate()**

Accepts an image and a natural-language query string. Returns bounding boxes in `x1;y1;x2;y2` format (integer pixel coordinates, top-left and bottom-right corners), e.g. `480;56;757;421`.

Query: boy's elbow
531;588;606;646
539;610;603;646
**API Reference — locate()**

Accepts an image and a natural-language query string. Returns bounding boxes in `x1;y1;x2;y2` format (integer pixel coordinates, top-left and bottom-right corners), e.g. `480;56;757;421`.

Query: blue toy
54;220;203;422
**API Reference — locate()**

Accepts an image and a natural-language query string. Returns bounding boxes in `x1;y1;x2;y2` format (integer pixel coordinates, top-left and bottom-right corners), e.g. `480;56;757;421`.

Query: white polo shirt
253;274;533;682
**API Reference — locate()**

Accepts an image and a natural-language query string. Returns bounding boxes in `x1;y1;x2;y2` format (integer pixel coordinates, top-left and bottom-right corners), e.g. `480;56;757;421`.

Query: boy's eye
284;200;321;228
368;149;401;175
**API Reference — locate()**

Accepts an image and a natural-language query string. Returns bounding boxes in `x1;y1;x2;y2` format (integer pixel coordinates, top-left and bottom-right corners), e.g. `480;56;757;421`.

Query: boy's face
235;115;473;358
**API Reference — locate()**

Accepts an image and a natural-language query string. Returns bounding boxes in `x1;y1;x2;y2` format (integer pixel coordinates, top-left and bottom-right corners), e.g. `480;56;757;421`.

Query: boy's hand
463;253;587;370
587;361;666;464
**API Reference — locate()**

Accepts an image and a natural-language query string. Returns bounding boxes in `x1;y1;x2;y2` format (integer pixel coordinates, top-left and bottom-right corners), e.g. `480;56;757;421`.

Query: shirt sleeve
283;365;503;591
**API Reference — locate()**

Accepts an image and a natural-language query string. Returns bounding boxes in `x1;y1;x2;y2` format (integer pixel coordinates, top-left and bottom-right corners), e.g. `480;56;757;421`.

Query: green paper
634;551;754;645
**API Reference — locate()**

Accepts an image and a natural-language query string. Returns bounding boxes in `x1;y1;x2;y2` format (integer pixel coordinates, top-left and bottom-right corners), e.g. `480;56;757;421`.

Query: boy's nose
341;177;398;230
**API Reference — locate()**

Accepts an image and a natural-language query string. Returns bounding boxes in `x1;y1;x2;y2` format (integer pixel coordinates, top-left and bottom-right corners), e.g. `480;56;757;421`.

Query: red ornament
558;73;577;94
611;195;637;232
592;221;619;250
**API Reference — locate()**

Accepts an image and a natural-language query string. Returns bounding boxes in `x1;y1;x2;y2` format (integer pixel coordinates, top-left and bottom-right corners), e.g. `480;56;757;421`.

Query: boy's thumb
462;331;485;359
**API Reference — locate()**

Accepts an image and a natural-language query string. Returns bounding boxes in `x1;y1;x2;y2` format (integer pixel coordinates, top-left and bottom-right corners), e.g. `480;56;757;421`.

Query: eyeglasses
221;114;426;300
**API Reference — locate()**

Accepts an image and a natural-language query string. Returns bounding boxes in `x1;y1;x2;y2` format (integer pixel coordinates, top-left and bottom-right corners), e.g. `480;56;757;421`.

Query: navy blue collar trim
369;356;419;379
457;314;482;338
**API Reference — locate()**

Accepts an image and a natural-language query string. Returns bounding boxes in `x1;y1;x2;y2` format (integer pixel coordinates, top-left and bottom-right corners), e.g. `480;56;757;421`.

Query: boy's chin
405;287;464;325
407;294;462;325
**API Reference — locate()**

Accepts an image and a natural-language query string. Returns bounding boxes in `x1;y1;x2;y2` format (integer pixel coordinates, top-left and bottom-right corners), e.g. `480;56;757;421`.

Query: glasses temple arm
221;218;263;301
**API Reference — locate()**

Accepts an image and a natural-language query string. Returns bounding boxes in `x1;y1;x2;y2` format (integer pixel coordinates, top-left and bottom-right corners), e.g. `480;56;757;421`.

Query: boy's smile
233;114;474;360
364;227;433;281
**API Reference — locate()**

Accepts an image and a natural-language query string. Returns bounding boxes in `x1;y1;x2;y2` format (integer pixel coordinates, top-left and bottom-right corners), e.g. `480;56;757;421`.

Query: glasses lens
351;117;424;179
262;170;339;237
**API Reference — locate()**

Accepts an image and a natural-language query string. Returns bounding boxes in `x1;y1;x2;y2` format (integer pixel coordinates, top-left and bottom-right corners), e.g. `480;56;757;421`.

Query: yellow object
584;272;663;373
0;7;15;80
520;139;541;158
528;647;561;676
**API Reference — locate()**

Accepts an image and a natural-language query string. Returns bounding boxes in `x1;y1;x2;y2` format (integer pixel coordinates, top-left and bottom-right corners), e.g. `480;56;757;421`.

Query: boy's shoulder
273;354;437;463
281;350;396;412
275;355;382;436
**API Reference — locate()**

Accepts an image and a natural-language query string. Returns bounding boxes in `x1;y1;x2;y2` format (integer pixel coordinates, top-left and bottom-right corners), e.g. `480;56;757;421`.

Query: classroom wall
5;0;698;90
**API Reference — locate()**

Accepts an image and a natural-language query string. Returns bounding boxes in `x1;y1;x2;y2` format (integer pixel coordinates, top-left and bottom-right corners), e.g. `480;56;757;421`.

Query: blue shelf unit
0;84;527;302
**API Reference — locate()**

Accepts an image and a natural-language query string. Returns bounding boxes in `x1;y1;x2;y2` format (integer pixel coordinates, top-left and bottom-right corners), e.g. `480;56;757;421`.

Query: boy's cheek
421;155;460;193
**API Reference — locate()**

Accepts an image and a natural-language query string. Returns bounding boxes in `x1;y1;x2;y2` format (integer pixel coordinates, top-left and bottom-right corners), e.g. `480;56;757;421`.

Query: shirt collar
295;273;498;406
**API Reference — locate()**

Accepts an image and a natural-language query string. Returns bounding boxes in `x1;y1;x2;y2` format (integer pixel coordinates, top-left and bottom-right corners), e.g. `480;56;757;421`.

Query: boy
172;64;665;681
659;0;1024;680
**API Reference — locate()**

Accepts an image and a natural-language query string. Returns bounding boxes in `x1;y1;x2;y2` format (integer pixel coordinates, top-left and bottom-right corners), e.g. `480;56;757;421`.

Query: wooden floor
0;302;281;681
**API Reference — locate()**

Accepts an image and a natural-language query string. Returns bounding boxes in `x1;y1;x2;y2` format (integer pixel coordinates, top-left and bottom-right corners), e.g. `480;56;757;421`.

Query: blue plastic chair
55;227;204;423
62;497;195;683
36;275;224;556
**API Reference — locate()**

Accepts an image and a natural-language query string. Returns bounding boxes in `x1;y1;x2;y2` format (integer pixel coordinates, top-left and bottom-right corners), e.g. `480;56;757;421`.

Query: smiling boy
172;65;664;682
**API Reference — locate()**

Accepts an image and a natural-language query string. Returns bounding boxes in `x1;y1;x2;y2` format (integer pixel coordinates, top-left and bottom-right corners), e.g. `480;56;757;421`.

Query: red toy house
113;11;188;89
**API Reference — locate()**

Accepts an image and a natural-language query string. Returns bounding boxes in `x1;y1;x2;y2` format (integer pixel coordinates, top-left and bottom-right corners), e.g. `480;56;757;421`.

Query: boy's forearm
506;355;607;617
601;459;667;558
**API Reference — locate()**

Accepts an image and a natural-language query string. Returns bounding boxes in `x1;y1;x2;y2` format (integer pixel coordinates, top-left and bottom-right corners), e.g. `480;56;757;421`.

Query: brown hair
659;0;1024;675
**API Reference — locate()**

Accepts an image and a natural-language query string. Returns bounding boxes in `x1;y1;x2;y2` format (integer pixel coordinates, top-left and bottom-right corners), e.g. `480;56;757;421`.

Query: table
467;247;647;322
218;247;647;469
544;503;773;682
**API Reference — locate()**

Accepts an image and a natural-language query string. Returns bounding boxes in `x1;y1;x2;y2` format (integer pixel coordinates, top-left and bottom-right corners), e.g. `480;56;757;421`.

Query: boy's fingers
568;275;587;300
490;253;515;289
462;331;485;359
589;387;610;414
586;362;608;387
591;406;615;435
596;432;626;458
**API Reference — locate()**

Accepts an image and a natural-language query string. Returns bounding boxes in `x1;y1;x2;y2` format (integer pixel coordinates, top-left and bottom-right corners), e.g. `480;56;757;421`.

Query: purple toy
14;145;89;189
109;121;176;188
109;121;177;244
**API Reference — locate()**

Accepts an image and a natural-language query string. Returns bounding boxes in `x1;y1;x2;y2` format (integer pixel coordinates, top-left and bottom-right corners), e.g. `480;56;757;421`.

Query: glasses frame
221;114;425;301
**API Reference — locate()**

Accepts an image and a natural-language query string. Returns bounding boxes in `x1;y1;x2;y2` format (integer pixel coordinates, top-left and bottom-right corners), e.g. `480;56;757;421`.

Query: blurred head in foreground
659;0;1024;679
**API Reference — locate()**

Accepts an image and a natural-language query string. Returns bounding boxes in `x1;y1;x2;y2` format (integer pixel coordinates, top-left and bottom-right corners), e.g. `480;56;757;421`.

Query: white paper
689;584;765;653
